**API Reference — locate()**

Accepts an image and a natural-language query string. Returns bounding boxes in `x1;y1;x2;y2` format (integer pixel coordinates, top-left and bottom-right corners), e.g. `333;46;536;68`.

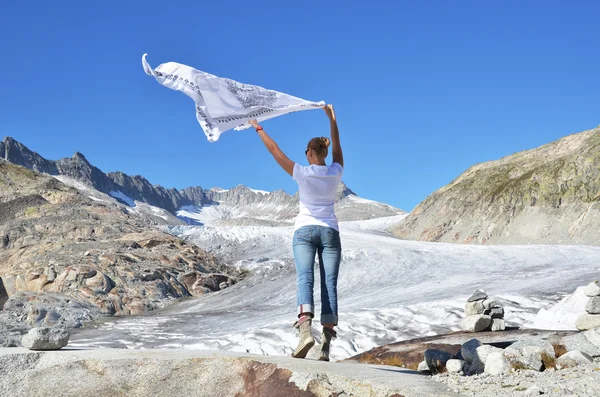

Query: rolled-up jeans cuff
321;314;338;326
298;304;314;317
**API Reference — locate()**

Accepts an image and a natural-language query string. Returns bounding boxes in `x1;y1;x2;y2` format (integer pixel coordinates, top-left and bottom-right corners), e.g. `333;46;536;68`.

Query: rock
0;277;8;310
556;350;593;368
468;289;488;302
503;339;555;371
585;297;600;314
461;338;482;364
524;385;542;396
46;267;56;283
465;301;485;315
461;315;492;332
484;351;510;375
445;359;466;374
0;348;460;397
576;313;600;330
563;331;600;358
469;345;502;375
584;281;600;297
21;327;69;350
491;318;506;331
424;349;454;374
489;307;504;319
482;299;496;310
417;360;430;372
65;270;77;282
505;339;555;358
582;327;600;348
85;271;115;294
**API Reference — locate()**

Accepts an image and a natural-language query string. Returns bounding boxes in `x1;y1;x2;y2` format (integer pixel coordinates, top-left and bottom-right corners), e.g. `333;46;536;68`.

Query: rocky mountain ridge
1;137;403;224
392;126;600;245
0;160;241;346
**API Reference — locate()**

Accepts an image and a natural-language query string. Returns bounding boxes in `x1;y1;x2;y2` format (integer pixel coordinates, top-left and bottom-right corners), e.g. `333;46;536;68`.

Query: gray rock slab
0;348;461;397
468;290;488;302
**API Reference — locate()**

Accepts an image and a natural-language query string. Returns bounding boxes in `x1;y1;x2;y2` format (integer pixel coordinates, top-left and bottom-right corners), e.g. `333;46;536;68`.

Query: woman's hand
249;119;260;129
323;104;336;121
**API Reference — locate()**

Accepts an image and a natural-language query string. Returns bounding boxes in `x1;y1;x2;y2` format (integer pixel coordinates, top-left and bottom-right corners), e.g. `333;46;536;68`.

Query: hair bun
320;137;331;148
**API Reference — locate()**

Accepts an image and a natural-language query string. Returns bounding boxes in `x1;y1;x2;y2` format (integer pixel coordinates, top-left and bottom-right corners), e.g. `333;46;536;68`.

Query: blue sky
1;1;598;211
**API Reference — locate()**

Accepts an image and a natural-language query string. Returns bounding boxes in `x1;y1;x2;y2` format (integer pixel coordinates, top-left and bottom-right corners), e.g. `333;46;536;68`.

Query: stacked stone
461;289;506;332
576;281;600;331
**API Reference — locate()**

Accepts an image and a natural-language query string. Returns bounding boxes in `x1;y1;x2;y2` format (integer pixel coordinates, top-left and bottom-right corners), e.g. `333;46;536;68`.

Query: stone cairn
461;289;506;332
576;280;600;331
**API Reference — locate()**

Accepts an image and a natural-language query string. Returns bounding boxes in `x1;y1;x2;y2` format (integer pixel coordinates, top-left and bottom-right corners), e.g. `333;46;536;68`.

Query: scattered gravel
431;359;600;396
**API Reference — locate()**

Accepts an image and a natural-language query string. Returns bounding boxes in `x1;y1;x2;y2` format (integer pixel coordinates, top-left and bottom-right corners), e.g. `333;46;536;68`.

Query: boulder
556;350;593;368
21;327;69;350
465;300;485;316
461;338;482;364
469;345;502;375
468;290;488;302
489;307;504;319
503;339;554;371
417;360;430;372
505;339;555;358
585;297;600;314
563;332;600;358
445;359;467;374
461;315;492;332
482;299;497;311
424;349;454;374
576;313;600;330
584;281;600;297
484;351;510;375
491;319;506;331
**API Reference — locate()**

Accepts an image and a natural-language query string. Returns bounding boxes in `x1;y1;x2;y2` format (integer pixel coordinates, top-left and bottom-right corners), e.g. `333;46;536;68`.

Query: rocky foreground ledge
0;348;460;397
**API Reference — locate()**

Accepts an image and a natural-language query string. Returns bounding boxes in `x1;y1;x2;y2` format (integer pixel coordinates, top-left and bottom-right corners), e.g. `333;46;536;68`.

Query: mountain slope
0;161;239;345
392;127;600;245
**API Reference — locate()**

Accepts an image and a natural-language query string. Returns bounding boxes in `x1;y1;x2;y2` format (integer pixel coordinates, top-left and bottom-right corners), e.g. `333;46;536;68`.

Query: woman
249;104;343;361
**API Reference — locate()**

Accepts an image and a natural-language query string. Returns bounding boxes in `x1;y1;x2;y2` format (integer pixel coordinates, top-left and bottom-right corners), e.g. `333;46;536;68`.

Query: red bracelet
255;126;263;131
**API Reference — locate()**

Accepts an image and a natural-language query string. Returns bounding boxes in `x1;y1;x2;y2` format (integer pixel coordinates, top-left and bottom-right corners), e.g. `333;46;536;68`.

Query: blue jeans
293;225;342;325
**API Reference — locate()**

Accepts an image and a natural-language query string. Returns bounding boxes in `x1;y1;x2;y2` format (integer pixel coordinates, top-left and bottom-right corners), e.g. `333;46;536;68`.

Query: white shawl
142;54;325;142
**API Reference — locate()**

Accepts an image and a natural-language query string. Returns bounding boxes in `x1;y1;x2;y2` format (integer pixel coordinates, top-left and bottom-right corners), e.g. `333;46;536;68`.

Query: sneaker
291;317;315;358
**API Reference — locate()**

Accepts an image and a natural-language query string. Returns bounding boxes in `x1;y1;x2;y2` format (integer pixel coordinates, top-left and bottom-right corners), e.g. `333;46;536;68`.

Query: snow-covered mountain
177;183;403;226
1;137;404;226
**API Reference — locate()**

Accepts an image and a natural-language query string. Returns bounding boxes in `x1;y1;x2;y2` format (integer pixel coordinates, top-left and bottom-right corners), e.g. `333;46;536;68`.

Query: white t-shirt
293;162;344;231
